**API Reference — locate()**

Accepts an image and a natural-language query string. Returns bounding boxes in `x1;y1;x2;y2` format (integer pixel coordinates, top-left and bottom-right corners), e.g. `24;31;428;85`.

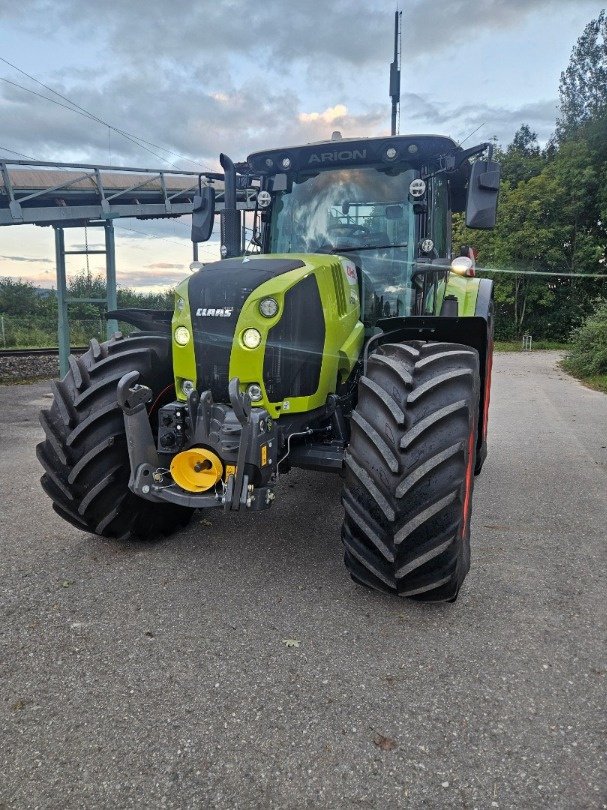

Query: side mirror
191;186;216;243
465;160;500;229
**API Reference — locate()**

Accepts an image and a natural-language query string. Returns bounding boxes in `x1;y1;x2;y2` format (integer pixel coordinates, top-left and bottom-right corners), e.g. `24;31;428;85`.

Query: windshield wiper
315;243;408;254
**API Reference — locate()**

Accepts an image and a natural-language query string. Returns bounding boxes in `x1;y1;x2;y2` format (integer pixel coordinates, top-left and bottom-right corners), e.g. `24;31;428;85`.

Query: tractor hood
171;254;363;417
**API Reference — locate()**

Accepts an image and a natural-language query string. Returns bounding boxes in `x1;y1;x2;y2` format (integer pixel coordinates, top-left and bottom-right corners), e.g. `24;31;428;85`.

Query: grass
580;374;607;393
560;358;607;395
494;340;569;352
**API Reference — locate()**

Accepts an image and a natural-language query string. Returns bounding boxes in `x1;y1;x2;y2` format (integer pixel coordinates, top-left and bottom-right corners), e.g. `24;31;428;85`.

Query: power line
477;266;607;279
0;56;208;169
115;224;191;248
0;57;211;171
115;223;219;258
0;144;35;159
0;75;184;169
425;261;607;279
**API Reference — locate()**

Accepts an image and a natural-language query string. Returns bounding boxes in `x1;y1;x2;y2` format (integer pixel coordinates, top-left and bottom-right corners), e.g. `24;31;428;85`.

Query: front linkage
118;372;278;512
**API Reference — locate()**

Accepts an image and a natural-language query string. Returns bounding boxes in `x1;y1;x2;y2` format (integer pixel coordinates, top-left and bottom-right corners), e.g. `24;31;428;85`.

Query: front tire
37;333;192;541
342;341;480;601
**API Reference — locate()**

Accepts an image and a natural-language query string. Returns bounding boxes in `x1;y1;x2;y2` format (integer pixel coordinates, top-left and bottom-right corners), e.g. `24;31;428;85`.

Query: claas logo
195;307;234;317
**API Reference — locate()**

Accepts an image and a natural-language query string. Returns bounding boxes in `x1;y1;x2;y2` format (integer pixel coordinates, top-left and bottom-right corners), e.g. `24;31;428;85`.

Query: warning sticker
341;259;358;286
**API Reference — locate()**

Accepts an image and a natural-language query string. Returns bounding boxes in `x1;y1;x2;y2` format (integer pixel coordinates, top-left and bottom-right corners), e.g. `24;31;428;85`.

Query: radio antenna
390;10;402;136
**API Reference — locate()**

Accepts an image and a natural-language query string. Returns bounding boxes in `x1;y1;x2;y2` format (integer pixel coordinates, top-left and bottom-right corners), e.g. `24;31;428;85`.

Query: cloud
299;105;349;125
0;254;53;263
0;0;581;170
115;268;189;289
144;262;185;270
1;0;585;69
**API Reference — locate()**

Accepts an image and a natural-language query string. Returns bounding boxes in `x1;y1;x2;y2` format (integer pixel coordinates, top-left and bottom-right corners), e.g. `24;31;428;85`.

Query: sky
0;0;604;291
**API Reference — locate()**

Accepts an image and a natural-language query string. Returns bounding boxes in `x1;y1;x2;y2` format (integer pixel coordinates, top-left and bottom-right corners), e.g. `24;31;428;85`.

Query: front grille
331;262;347;316
263;274;325;401
188;257;305;402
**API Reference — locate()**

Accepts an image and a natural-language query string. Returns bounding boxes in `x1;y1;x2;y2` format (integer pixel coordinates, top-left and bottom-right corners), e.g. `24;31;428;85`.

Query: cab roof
247;134;461;175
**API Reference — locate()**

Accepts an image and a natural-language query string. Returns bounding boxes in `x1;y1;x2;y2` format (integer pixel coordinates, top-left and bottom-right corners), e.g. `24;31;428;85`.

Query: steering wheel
327;223;371;239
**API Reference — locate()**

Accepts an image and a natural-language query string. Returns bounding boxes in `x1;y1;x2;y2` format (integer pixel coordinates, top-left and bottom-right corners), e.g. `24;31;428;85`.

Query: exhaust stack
220;153;242;258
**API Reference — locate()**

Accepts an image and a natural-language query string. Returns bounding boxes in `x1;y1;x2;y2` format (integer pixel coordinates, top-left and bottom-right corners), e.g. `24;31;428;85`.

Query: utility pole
390;10;402;136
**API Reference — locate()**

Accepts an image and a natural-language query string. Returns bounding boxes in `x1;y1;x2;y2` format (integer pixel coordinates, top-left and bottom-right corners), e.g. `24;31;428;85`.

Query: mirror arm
444;142;492;173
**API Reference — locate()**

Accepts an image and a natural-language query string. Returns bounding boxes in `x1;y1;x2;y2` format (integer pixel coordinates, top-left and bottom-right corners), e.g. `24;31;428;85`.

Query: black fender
106;308;172;333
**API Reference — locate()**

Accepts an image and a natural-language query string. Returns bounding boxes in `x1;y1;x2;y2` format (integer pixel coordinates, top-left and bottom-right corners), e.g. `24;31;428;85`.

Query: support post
105;220;118;337
54;226;69;377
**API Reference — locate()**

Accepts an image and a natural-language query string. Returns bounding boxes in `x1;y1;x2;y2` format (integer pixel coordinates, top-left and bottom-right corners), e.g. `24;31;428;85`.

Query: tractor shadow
78;468;458;622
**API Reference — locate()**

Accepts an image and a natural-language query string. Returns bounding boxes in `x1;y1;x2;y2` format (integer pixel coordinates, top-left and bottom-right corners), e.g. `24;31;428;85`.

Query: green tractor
37;133;500;601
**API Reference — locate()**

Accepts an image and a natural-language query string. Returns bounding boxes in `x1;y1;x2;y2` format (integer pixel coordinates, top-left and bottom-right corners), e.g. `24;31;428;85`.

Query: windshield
269;166;418;324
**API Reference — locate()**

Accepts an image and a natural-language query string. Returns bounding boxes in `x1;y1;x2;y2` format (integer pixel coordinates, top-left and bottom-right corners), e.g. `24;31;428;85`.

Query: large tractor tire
37;333;192;541
342;341;480;602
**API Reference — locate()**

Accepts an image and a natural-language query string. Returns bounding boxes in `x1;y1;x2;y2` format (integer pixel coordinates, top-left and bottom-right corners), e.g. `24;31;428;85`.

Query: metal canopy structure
0;157;254;374
0;158;225;225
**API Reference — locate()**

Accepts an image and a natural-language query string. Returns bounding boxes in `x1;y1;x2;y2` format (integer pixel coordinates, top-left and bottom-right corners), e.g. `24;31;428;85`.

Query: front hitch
116;371;159;491
117;373;277;511
227;377;253;511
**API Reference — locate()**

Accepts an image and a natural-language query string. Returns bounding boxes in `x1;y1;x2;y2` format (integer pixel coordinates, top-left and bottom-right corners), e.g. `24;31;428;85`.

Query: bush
563;301;607;376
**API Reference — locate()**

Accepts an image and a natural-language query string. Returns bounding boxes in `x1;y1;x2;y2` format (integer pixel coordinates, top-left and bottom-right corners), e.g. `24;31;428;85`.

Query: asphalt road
1;351;605;809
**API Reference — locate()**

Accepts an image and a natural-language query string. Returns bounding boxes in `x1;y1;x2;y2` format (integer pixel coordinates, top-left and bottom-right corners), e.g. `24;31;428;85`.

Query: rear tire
37;333;192;541
342;341;479;601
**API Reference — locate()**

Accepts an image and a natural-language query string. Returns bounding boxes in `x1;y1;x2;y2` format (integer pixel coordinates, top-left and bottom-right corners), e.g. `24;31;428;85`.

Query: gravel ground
0;351;605;809
0;355;59;383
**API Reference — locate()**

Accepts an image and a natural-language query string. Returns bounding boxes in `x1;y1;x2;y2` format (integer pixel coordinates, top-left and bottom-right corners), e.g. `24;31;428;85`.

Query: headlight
174;326;190;346
259;297;279;318
242;328;262;349
451;256;475;277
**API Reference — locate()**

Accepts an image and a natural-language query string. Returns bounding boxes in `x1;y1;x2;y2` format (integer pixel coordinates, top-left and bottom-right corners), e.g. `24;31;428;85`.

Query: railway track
0;346;87;358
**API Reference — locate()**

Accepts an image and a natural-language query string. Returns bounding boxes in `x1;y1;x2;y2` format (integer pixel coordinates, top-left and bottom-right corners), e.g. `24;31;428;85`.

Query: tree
557;11;607;141
563;301;607;376
500;124;545;186
453;133;607;340
0;277;39;315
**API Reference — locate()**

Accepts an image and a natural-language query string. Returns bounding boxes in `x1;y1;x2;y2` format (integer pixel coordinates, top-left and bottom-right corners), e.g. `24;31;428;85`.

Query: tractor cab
240;134;499;326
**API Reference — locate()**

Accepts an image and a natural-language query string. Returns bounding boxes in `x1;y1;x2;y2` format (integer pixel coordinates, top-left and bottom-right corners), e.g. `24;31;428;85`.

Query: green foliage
557;10;607;141
494;340;570;352
0;270;174;348
500;125;546;185
563;301;607;376
0;277;40;315
0;315;106;348
453;12;607;342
